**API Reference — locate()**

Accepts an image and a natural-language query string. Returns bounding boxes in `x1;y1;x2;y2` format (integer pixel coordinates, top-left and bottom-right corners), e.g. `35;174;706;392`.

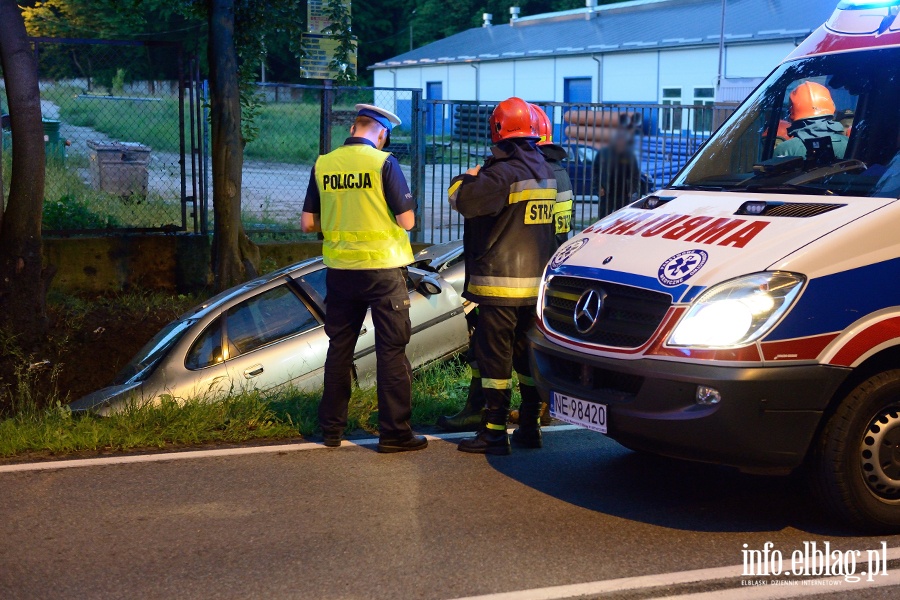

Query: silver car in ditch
70;256;468;415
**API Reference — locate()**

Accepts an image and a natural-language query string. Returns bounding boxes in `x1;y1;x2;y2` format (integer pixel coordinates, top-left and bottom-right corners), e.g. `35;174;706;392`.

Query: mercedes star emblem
573;288;606;334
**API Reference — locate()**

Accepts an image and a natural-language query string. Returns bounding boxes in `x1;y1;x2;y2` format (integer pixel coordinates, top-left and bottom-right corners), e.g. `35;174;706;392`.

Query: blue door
426;81;443;134
564;77;592;104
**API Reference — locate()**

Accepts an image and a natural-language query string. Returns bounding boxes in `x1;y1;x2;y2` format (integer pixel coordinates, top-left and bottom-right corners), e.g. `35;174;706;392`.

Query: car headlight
668;272;805;348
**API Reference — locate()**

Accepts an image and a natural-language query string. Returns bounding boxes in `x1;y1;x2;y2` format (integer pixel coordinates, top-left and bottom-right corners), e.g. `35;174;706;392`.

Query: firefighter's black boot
457;409;510;455
512;386;543;449
436;377;484;432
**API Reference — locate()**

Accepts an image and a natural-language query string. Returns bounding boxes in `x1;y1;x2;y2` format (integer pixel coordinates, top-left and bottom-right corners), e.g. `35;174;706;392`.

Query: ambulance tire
809;370;900;532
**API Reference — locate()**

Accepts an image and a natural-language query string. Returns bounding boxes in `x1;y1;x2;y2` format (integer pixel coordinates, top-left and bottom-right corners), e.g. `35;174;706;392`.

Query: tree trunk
0;0;52;348
208;0;259;292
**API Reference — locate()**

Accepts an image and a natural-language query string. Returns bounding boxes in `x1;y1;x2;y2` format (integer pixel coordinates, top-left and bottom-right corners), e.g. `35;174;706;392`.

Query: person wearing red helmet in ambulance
448;97;557;455
776;81;848;159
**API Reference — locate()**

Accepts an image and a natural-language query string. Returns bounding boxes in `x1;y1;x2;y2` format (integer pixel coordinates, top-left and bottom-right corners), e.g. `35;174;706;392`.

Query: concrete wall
44;235;430;295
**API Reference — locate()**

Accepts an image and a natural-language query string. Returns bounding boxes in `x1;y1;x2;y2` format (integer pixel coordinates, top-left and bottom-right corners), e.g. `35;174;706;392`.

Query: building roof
372;0;835;69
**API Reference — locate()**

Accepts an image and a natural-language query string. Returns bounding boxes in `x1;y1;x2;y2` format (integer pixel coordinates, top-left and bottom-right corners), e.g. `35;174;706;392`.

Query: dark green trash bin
42;119;67;163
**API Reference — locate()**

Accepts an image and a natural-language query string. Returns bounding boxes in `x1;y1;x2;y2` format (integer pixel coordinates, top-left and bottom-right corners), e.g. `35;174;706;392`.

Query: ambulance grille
761;203;844;218
543;276;671;348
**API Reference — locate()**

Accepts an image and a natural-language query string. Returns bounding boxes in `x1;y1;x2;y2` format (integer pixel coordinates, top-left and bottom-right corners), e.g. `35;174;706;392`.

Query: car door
219;281;328;394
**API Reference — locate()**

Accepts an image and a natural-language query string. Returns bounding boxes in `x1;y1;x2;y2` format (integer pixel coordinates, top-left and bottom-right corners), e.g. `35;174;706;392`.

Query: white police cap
355;103;402;130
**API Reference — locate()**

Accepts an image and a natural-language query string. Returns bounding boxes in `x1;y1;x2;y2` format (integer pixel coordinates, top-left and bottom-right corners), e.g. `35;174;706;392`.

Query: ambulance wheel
809;370;900;532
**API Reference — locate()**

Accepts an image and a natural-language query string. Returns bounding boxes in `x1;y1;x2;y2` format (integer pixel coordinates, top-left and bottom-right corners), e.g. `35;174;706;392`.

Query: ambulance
530;0;900;530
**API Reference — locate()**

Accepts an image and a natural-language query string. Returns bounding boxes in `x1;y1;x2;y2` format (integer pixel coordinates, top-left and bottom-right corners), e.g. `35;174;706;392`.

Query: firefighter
301;103;427;454
776;82;848;160
448;98;557;455
508;104;574;428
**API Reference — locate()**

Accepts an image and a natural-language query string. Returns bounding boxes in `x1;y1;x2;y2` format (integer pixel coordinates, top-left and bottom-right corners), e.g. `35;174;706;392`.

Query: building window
693;87;715;133
662;87;682;131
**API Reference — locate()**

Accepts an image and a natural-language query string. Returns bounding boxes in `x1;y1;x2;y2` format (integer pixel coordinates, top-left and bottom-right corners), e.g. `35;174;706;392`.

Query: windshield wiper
668;183;726;191
783;159;867;185
740;183;835;196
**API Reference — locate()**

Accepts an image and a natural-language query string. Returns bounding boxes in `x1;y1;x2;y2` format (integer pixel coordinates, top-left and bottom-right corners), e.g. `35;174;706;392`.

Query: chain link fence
1;38;199;235
239;84;423;241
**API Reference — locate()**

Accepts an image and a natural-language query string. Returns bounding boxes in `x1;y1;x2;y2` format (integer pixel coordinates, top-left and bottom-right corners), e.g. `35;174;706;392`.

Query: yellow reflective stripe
467;284;540;298
508;178;557;204
509;188;557;204
482;378;512;390
516;373;535;386
470;368;481;378
485;422;507;431
553;200;573;214
448;179;463;201
323;246;404;263
470;275;542;288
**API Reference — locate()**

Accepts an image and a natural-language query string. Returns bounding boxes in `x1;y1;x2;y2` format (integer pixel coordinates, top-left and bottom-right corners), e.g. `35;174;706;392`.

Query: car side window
225;284;319;356
185;318;224;370
296;267;327;306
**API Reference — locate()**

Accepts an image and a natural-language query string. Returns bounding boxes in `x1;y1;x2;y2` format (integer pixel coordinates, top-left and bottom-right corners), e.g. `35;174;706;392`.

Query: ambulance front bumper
528;328;851;474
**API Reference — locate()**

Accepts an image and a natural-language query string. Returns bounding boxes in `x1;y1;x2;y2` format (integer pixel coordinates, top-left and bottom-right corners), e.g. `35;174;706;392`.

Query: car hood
68;381;144;415
548;191;896;303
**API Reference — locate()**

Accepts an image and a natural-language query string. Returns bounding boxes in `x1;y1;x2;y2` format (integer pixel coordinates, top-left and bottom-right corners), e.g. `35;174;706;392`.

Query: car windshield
672;47;900;198
112;319;196;385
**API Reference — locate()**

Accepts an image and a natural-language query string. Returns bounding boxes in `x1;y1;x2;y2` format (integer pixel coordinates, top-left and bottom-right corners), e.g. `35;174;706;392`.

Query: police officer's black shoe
322;433;343;448
511;427;542;449
436;404;484;432
457;426;511;456
377;435;429;454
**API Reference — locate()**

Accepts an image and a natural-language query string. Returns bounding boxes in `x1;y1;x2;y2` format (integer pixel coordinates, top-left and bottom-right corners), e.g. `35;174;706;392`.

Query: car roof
180;257;324;320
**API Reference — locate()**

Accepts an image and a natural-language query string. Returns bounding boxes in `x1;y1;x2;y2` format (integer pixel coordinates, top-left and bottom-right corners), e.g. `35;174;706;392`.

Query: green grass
0;360;488;459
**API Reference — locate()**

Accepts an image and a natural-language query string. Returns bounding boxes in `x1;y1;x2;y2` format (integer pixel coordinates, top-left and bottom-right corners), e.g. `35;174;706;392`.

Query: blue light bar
837;0;900;8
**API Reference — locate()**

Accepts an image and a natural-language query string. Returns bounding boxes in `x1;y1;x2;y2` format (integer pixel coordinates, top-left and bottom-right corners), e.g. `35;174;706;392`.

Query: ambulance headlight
668;272;805;348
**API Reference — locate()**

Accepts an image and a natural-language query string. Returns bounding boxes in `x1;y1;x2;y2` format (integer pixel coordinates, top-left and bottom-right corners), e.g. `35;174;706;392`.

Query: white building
372;0;834;110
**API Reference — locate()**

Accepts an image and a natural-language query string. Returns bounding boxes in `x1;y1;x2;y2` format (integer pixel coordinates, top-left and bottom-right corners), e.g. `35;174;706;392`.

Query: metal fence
418;100;735;244
238;84;424;240
2;39;735;244
0;37;204;235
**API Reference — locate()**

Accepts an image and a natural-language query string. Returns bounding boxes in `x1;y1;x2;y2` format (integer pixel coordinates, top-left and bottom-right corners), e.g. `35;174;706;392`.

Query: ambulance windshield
672;47;900;198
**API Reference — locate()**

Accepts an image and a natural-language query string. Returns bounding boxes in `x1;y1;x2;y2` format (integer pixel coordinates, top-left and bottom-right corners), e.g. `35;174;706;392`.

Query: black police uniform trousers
319;267;414;440
470;304;540;423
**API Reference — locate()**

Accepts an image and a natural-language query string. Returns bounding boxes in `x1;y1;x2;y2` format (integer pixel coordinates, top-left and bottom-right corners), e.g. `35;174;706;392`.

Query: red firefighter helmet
789;81;836;121
490;97;539;143
530;104;553;145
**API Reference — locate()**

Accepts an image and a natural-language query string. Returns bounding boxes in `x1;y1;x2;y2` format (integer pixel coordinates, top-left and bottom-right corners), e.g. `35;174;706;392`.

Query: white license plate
550;392;607;434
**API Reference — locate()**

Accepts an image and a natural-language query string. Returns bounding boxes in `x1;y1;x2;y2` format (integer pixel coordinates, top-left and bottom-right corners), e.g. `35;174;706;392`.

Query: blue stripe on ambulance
549;264;686;299
767;257;900;341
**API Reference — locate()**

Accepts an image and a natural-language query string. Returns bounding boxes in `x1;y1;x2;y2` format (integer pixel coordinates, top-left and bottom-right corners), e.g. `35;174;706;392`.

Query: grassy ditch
0;360;485;459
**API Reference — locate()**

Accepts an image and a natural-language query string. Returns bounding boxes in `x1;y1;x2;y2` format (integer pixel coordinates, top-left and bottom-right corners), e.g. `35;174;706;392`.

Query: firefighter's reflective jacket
448;139;557;307
538;143;574;249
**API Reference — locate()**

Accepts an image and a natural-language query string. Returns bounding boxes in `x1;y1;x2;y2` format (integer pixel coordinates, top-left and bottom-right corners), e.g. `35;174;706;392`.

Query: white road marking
648;569;900;599
0;424;583;473
448;547;900;600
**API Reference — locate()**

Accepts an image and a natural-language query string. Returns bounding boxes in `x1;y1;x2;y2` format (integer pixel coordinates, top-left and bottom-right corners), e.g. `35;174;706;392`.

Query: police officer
301;103;427;454
449;97;557;455
776;82;848;160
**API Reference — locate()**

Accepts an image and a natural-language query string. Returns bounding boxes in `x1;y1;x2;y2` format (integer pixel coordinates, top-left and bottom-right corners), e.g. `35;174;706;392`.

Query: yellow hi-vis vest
315;144;414;270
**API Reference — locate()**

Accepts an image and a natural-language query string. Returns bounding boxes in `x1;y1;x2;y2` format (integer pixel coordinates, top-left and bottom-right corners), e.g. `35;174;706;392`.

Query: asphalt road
2;428;900;600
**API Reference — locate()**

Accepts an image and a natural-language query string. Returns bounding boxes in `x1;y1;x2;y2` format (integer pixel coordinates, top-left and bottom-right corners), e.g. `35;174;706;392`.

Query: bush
43;194;121;230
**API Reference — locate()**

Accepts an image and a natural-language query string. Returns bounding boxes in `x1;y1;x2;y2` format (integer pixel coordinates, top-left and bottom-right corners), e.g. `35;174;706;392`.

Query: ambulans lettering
525;200;554;225
585;211;770;248
321;172;374;191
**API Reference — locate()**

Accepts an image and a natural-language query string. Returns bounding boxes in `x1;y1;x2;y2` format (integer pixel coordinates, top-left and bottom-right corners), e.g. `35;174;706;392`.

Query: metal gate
417;99;735;244
16;37;206;235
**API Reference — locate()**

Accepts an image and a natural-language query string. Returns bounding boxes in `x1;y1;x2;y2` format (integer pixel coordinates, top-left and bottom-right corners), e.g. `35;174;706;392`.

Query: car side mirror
417;275;442;296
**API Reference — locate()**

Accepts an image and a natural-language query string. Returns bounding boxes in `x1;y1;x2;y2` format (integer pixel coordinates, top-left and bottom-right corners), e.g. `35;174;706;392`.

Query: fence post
319;79;334;156
410;89;427;243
